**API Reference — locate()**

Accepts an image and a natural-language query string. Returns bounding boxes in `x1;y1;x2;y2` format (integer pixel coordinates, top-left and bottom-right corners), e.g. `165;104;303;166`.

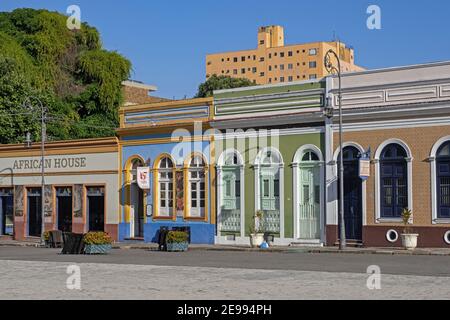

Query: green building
212;81;327;246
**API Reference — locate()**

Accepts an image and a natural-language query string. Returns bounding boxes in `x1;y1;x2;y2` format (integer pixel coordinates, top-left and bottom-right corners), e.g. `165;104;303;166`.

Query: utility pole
24;97;46;246
324;49;346;250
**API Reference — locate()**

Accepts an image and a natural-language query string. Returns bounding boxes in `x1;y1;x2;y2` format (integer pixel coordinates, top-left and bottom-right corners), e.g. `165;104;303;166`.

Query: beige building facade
325;61;450;248
206;25;364;85
0;138;120;241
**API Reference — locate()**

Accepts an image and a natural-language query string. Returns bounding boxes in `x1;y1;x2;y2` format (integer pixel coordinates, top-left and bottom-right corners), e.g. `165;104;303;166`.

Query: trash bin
158;227;169;251
61;233;85;255
49;230;63;248
73;233;85;254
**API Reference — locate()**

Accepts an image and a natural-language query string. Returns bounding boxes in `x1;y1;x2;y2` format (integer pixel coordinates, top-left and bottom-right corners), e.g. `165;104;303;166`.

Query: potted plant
166;231;189;252
83;232;113;254
249;210;266;248
400;208;419;250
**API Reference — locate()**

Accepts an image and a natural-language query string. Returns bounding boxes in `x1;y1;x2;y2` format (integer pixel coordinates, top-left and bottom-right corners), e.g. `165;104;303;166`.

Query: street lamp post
324;49;346;250
24;97;47;246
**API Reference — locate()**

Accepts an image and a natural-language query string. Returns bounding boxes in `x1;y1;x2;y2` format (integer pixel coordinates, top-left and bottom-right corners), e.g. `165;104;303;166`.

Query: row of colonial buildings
1;61;450;248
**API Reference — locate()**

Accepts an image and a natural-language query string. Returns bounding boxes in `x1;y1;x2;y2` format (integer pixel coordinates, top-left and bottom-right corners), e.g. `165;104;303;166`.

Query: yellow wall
206;26;364;85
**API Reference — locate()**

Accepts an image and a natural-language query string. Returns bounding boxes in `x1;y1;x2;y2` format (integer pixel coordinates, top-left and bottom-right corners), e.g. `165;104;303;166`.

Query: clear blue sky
1;0;450;98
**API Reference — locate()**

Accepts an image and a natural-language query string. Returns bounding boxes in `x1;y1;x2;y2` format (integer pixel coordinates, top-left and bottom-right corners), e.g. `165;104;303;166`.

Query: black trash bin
158;227;169;251
61;233;85;255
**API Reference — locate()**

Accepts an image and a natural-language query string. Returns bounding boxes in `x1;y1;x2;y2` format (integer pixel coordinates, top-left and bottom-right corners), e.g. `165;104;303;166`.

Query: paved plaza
0;247;449;300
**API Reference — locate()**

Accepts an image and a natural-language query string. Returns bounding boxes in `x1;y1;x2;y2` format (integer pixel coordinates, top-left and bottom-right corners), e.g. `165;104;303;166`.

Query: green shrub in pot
83;232;113;254
166;231;189;252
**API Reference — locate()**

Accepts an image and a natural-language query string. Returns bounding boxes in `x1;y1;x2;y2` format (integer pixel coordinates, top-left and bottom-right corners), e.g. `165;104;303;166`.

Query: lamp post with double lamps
23;97;47;246
324;49;346;250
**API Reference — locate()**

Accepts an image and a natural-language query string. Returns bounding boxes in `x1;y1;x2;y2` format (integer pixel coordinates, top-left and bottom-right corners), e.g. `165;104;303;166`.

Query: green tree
0;8;131;144
195;74;255;98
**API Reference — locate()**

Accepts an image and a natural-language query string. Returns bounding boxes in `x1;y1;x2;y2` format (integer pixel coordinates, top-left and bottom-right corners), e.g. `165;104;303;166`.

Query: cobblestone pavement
1;260;449;300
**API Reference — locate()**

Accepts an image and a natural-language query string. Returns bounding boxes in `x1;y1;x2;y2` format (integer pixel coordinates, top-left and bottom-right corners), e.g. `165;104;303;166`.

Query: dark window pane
314;186;320;204
274;179;280;197
437;142;450;157
303;185;310;203
235;180;241;197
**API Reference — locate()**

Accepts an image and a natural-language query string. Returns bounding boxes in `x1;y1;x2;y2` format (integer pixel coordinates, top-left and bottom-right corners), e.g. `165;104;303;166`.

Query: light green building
213;81;327;246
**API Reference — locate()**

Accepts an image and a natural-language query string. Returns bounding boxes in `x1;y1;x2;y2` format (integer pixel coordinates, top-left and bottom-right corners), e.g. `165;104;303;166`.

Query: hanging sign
137;167;151;190
359;159;370;181
359;148;371;181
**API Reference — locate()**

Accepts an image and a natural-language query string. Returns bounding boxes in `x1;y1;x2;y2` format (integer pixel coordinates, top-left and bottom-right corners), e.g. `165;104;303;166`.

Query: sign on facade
137;167;151;190
359;158;370;181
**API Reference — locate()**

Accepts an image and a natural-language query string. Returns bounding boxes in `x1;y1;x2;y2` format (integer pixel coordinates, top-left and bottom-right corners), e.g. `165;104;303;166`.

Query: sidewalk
113;242;450;256
1;239;450;256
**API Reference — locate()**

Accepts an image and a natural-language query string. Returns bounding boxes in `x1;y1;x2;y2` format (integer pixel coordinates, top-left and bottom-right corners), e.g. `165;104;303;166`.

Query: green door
298;165;320;239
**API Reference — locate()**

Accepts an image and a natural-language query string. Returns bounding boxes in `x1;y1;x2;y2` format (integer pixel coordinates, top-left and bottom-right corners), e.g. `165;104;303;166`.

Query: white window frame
430;136;450;224
158;158;174;217
374;139;413;223
188;156;206;218
217;149;245;236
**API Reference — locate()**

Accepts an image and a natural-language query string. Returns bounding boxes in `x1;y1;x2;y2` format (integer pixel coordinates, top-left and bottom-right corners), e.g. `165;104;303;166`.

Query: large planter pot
401;234;419;250
84;244;112;255
166;242;188;252
250;233;265;248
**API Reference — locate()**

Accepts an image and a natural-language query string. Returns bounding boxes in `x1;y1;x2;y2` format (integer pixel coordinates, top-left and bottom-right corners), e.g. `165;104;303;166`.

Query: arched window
217;150;243;235
380;144;408;218
302;151;320;162
255;148;283;234
130;158;144;183
436;141;450;219
188;156;206;218
158;157;174;217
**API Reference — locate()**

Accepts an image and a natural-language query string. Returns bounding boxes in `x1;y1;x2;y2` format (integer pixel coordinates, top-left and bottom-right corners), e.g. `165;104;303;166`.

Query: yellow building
206;25;364;85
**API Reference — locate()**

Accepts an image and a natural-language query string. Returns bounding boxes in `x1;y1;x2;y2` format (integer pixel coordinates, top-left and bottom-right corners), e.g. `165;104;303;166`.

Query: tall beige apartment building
206;25;364;84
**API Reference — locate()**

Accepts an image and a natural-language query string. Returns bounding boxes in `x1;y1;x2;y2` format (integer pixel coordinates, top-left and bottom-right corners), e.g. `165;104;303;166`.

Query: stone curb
0;243;41;248
111;245;450;256
1;242;449;256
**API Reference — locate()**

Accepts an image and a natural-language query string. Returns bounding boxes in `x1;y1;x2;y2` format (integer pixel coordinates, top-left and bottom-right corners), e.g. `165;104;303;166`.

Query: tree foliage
195;74;255;98
0;8;131;144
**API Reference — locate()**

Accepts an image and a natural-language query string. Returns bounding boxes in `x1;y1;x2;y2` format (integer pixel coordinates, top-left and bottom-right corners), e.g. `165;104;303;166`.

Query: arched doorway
339;146;363;241
293;146;324;241
254;147;284;236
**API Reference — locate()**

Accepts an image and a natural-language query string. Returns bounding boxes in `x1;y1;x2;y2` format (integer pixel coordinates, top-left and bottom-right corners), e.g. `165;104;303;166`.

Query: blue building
117;98;216;244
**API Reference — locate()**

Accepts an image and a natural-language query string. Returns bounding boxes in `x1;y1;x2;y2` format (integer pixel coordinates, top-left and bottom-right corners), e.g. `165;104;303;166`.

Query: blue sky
1;0;450;98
